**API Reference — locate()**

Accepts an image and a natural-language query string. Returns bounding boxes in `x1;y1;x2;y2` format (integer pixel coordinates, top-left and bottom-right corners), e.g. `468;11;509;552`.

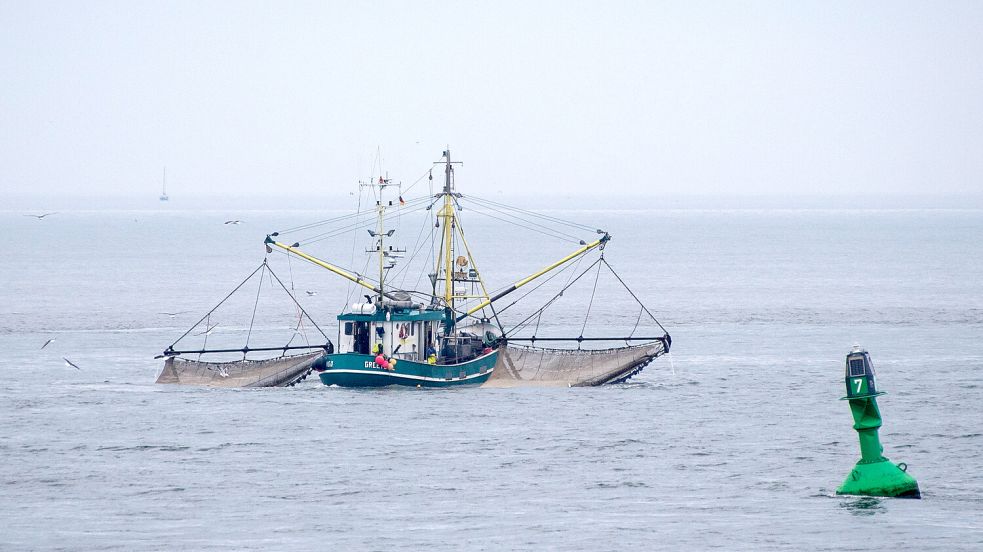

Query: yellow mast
436;149;460;310
267;148;609;325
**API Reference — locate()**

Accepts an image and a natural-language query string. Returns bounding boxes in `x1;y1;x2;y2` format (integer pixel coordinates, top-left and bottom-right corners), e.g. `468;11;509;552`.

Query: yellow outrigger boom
264;236;401;301
458;232;610;321
266;149;609;325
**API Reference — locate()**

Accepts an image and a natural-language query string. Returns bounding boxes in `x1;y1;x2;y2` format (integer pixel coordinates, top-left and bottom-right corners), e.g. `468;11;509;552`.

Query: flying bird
305;290;317;296
196;323;219;336
24;212;57;219
41;338;55;350
224;220;242;225
159;311;189;318
63;357;81;370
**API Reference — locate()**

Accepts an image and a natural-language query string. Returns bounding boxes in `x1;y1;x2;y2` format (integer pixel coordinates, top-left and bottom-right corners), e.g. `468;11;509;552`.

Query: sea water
1;205;981;550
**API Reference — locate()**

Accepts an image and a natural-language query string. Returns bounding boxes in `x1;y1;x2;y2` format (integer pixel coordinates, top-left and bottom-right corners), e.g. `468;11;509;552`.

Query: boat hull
316;350;497;388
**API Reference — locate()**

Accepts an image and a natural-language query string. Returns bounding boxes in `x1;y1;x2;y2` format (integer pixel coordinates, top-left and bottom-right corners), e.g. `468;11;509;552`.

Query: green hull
316;350;497;388
837;459;920;498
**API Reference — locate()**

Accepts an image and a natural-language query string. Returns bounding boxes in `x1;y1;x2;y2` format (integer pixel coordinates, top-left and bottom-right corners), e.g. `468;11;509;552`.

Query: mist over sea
1;201;981;550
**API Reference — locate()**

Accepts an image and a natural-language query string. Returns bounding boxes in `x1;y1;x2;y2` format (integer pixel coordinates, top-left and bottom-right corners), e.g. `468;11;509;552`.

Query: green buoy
836;346;920;498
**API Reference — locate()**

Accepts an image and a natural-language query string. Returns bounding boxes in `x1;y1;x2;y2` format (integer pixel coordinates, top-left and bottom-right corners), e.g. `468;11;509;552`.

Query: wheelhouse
337;303;445;362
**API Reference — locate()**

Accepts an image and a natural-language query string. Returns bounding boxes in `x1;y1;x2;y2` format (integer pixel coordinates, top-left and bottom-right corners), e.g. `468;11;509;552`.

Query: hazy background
1;1;982;203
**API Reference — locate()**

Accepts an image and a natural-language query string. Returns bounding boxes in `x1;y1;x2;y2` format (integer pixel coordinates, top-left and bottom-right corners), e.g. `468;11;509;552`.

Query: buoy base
836;459;920;499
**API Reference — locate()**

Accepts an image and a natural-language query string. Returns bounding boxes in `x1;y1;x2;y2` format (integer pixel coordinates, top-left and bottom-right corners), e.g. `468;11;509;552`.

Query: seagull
41;338;55;350
158;311;189;318
224;220;241;225
24;212;57;219
196;323;219;336
305;290;317;296
63;357;81;370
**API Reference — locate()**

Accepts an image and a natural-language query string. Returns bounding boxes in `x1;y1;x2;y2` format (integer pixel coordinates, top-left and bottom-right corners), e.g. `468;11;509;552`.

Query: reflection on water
840;496;886;516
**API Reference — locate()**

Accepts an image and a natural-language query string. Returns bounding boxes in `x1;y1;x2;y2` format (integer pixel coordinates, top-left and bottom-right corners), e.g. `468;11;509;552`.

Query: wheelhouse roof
337;309;446;322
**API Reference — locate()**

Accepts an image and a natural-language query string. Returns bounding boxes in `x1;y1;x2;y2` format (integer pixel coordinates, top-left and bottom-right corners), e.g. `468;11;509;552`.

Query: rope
344;186;365;308
167;262;267;349
464;194;597;233
390;196;442;286
400;166;437;196
265;263;332;342
244;261;267;352
270;195;433;249
459;205;582;244
293;196;434;246
197;313;210;362
463;197;586;241
627;306;644;342
505;256;603;338
601;258;668;335
494;251;583;316
578;258;603;348
426;170;436;293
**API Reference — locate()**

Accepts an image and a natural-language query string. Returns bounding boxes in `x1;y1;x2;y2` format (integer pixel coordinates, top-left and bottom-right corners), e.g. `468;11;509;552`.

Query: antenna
361;170;405;303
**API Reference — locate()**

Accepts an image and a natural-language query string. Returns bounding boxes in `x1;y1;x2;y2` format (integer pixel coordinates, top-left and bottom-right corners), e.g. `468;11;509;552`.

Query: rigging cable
265;264;332;342
577;257;604;348
458;204;583;244
424;169;436;293
167;262;268;349
244;261;267;354
391;196;442;287
601;257;668;335
491;247;586;316
462;195;588;242
464;194;598;232
504;256;604;338
344;185;366;309
290;196;433;246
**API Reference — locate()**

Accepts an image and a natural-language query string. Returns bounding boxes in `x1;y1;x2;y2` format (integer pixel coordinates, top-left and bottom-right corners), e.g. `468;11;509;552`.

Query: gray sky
2;1;982;199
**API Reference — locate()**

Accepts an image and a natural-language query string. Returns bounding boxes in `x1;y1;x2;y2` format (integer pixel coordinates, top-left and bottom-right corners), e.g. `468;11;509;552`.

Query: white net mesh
156;352;321;388
484;341;666;387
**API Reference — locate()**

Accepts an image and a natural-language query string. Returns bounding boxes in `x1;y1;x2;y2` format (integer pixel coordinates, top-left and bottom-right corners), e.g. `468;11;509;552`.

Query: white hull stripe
320;368;494;383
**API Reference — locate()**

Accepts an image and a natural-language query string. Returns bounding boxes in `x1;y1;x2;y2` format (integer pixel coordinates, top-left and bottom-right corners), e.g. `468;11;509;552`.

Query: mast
377;194;385;303
265;171;403;304
438;150;455;309
364;175;402;305
159;167;169;201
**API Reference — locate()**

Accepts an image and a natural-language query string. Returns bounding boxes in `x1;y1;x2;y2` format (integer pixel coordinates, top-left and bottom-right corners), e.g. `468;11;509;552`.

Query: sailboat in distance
159;167;169;201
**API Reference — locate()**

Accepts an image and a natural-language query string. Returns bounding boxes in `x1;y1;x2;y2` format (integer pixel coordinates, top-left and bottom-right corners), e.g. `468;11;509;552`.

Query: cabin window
344;322;353;336
849;358;865;377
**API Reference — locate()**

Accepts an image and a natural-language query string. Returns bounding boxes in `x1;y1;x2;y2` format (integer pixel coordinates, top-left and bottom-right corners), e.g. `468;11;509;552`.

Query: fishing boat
282;160;498;387
159;148;671;388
